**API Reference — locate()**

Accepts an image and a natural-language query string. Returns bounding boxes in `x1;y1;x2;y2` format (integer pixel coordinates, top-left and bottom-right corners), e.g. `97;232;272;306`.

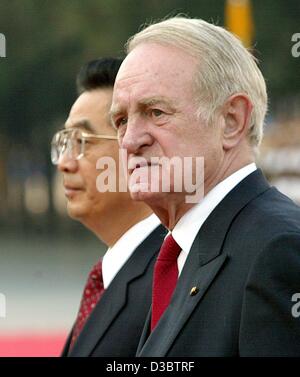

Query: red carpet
0;332;68;357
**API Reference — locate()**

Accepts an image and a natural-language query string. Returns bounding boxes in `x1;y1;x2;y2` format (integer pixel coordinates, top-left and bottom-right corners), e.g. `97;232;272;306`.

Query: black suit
137;170;300;356
62;225;166;357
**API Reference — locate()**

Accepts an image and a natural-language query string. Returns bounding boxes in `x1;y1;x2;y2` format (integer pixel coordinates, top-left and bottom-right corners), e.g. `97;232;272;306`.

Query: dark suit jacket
137;170;300;357
61;224;166;357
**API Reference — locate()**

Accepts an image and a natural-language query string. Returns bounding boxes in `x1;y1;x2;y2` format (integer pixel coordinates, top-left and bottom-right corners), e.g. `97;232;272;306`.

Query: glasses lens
72;129;84;160
51;132;63;164
50;129;85;165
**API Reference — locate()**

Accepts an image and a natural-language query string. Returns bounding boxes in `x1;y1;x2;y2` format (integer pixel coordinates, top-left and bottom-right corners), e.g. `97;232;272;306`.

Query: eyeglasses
51;128;118;165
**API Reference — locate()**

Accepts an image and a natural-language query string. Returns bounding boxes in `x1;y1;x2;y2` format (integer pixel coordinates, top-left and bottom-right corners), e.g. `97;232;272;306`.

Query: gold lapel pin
190;286;199;296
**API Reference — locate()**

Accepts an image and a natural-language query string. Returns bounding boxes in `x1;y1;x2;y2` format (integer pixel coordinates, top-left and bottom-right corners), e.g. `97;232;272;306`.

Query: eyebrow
65;119;96;134
109;96;176;120
139;96;175;108
109;105;123;120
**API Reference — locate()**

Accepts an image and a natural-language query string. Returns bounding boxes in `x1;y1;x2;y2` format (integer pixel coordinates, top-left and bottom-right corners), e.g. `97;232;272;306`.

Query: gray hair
126;17;268;150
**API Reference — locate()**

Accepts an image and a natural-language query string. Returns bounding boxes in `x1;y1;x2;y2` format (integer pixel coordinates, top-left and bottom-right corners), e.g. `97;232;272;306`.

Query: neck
80;200;153;247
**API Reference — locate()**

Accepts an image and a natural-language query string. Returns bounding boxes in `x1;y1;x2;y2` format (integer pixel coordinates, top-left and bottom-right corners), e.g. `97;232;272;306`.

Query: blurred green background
0;0;300;234
0;0;299;355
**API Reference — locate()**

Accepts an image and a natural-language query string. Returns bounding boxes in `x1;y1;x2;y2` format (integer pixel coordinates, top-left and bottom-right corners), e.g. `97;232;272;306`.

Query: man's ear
221;93;253;150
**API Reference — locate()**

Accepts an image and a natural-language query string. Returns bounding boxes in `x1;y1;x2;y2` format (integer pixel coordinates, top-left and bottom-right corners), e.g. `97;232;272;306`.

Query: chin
129;189;164;204
67;202;88;221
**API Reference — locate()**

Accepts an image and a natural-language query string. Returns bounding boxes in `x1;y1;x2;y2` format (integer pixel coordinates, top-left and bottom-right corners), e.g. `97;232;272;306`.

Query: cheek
156;134;182;158
82;163;99;196
160;124;198;157
120;151;129;176
202;140;224;178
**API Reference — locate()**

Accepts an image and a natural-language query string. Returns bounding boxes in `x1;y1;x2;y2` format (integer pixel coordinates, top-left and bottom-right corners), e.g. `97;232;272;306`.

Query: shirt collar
102;213;161;288
172;163;257;257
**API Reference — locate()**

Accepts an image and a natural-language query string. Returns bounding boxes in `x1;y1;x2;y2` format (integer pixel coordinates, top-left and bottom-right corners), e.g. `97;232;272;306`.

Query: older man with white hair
111;17;300;356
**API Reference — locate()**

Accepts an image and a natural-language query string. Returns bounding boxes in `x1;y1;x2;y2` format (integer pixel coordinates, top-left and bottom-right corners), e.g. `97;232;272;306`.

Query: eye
150;109;164;117
74;136;83;145
114;116;128;129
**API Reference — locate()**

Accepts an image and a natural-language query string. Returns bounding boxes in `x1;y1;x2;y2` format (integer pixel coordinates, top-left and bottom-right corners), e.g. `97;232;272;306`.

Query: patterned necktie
69;259;104;350
151;234;182;331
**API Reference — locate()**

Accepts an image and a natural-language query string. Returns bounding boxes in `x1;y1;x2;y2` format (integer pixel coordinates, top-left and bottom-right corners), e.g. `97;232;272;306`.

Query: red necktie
151;234;182;331
69;259;105;350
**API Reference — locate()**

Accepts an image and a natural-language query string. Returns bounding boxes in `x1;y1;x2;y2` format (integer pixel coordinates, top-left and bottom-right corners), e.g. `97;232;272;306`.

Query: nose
57;151;79;173
119;117;153;154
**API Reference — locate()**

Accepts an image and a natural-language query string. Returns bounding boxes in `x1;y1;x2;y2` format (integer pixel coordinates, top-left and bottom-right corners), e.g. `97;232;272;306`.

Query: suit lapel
69;225;166;357
138;170;270;356
136;307;152;354
61;329;72;356
136;250;227;356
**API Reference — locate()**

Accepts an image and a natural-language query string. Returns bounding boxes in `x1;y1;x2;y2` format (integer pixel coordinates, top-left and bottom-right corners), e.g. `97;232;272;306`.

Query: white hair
126;17;268;149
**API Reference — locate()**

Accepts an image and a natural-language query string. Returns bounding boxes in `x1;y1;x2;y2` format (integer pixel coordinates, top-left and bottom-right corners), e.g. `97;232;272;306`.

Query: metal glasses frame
51;128;118;165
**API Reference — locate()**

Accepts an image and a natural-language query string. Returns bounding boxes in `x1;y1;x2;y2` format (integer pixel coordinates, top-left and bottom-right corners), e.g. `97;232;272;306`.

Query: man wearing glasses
51;58;165;357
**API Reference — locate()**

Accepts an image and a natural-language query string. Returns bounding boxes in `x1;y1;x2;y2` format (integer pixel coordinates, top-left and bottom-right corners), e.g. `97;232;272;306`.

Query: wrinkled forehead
113;43;198;102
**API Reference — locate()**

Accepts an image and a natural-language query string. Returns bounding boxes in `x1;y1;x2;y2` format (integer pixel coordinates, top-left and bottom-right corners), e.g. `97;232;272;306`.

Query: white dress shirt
172;163;257;275
102;213;161;288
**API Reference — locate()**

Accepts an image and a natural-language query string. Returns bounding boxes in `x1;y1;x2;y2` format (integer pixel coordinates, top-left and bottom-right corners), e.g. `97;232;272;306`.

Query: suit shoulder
225;186;300;263
237;186;300;235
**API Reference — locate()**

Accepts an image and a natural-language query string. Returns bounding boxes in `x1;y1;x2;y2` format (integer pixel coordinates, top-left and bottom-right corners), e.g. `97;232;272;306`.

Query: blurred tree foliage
0;0;299;151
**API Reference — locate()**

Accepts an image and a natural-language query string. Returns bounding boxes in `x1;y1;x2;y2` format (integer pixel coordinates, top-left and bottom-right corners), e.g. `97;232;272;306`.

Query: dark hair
76;57;123;95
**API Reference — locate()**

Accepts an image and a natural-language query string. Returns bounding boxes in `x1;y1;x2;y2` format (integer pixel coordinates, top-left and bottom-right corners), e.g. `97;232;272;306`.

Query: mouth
63;185;83;198
128;158;159;176
129;164;148;176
